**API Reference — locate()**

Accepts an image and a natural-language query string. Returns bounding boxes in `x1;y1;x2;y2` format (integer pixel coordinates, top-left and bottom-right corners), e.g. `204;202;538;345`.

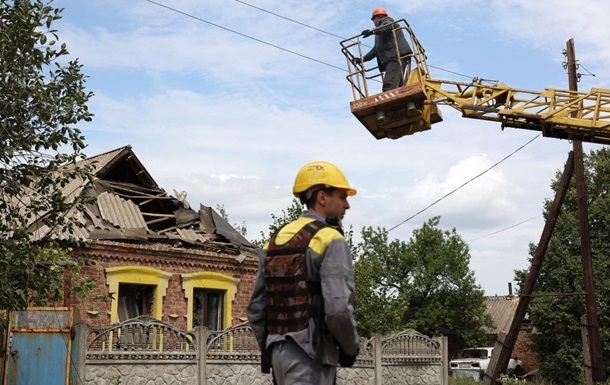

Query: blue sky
53;0;610;296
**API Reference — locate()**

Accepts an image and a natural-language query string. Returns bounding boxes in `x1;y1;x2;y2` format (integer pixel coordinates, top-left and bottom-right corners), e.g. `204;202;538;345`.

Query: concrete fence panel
72;317;447;385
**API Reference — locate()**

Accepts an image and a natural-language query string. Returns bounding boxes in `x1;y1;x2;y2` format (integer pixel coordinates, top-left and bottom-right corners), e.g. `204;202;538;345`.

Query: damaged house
29;145;259;330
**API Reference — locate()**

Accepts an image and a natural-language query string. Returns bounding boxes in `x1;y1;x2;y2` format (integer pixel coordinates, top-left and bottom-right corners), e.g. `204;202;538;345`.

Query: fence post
70;323;88;385
197;327;209;385
373;333;382;385
440;336;449;385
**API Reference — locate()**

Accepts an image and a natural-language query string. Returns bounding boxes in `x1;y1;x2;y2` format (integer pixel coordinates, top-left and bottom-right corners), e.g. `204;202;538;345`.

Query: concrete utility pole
566;38;606;384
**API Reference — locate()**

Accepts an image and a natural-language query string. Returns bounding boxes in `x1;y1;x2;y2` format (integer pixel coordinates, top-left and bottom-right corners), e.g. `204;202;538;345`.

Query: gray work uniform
247;211;360;385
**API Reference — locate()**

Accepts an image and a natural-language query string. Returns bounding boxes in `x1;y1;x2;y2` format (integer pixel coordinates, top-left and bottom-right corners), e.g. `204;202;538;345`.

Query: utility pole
484;40;607;385
565;38;606;384
483;152;574;385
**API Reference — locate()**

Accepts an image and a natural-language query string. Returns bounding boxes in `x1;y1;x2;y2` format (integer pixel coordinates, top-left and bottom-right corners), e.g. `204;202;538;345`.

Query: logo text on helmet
307;165;325;171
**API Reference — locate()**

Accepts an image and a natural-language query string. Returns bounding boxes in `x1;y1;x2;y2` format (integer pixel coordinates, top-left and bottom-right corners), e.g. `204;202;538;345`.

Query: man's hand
351;57;363;66
339;346;359;367
361;29;372;38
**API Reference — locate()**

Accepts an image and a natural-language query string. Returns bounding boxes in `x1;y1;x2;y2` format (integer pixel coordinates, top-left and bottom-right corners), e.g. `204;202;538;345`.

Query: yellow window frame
182;272;240;331
106;266;172;324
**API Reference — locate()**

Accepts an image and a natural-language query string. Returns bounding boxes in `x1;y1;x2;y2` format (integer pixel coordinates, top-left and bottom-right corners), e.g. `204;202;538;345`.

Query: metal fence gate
3;308;72;385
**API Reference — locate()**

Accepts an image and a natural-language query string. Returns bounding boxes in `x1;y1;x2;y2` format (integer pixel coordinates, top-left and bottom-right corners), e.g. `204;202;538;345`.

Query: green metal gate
3;308;72;385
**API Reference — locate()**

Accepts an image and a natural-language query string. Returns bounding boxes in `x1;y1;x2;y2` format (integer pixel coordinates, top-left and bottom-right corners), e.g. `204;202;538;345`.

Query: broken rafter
145;216;173;225
99;180;167;195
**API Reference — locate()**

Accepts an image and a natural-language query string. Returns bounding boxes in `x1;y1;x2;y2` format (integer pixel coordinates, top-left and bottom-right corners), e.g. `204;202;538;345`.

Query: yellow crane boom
341;20;610;145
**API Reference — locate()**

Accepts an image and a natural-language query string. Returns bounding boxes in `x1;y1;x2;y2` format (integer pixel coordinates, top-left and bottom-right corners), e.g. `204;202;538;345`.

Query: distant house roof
484;296;531;335
28;145;257;260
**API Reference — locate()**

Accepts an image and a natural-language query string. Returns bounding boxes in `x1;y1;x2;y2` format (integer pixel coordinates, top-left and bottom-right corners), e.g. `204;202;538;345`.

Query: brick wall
513;329;540;374
70;240;258;329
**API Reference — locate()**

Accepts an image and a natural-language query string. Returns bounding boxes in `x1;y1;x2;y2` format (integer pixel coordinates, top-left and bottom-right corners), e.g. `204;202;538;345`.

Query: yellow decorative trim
106;266;172;324
182;272;240;330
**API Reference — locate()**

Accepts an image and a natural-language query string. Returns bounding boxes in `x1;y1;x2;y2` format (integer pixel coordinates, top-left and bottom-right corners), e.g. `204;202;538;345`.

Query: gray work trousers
271;340;336;385
382;58;409;91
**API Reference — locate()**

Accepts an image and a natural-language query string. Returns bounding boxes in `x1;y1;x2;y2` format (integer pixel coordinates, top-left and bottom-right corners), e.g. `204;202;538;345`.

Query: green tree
253;198;304;249
354;217;493;343
0;0;93;313
515;148;610;384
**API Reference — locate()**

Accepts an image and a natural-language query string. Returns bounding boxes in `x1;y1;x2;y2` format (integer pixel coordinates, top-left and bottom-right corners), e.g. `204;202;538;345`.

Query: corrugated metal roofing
97;191;148;229
485;296;525;334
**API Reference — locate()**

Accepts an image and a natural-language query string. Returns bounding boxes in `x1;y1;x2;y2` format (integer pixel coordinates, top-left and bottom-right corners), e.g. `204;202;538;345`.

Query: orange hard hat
371;7;388;20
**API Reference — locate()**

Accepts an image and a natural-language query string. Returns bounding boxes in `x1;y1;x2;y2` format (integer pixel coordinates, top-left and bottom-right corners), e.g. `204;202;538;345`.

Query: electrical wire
233;0;346;40
428;64;475;81
387;134;542;233
466;215;540;243
143;0;346;72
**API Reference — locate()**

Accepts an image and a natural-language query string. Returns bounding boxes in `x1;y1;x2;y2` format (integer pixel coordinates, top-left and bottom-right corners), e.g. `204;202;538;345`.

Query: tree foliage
353;217;493;343
0;0;94;312
252;198;304;249
515;148;610;384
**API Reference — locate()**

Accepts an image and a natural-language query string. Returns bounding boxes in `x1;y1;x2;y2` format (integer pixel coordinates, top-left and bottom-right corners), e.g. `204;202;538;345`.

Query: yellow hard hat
292;161;357;197
371;7;388;20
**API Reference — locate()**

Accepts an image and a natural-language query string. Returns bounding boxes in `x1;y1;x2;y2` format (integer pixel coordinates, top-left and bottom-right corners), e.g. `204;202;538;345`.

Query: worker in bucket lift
352;7;413;92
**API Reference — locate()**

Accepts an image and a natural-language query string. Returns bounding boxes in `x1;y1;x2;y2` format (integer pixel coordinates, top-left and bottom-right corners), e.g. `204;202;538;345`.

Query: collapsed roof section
31;145;257;260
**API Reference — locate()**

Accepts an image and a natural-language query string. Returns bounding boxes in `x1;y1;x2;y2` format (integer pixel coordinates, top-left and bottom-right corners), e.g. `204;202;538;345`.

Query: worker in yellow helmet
247;161;360;385
353;7;413;92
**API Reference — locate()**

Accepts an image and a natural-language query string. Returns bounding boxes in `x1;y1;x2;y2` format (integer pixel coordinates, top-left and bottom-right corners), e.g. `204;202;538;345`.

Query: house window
182;271;240;330
118;283;155;322
193;289;224;331
105;266;172;324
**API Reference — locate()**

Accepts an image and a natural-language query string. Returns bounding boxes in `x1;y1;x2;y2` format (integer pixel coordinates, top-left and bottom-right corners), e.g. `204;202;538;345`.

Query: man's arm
247;270;267;350
247;250;271;373
320;238;360;357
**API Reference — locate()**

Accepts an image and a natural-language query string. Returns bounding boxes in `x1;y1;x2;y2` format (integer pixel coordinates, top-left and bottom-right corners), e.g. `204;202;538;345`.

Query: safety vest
263;220;327;335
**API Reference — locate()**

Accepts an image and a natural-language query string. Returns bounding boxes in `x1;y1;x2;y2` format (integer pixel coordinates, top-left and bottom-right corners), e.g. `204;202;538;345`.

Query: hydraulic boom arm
426;78;610;144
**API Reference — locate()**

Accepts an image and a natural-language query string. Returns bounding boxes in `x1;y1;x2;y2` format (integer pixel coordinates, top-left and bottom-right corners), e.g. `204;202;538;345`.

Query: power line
233;0;346;40
428;64;476;81
466;215;540;243
143;0;346;72
386;134;542;233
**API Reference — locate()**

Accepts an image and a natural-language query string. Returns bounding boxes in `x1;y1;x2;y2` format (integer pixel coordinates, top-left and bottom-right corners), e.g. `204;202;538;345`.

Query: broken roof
29;145;257;259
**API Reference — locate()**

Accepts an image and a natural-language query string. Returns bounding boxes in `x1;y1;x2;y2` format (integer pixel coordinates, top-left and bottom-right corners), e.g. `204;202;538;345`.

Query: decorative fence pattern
71;317;447;385
87;316;197;362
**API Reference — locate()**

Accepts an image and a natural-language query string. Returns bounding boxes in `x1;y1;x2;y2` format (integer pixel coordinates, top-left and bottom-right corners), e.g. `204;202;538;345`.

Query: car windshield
460;349;489;359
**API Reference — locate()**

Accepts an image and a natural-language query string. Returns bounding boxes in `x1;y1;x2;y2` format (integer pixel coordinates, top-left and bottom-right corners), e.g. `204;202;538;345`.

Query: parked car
449;347;522;380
